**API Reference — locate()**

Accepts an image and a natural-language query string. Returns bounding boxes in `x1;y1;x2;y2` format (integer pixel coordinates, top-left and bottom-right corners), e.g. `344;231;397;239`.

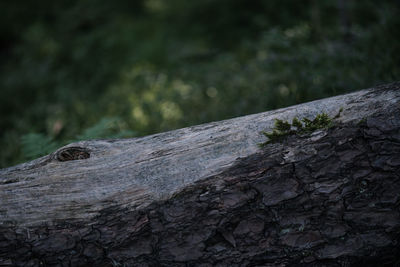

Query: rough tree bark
1;83;400;266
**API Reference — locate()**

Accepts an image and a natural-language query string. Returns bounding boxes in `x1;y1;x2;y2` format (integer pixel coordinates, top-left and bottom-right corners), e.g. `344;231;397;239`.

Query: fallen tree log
1;82;400;266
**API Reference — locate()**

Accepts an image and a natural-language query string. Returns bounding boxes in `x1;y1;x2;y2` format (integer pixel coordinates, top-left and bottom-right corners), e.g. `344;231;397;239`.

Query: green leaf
292;117;303;130
274;119;291;132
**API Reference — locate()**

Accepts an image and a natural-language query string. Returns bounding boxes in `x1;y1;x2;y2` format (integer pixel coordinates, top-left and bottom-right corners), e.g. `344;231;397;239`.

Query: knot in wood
56;147;90;162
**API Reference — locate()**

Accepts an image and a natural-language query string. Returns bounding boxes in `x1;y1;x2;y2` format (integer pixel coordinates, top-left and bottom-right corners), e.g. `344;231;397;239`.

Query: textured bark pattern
1;84;400;266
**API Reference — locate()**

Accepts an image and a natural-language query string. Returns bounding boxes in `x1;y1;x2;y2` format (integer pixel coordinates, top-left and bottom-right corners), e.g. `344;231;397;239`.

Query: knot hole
56;147;90;162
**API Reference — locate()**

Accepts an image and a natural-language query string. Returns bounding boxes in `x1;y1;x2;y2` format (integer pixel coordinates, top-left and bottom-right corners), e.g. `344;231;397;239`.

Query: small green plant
357;117;367;126
259;108;342;147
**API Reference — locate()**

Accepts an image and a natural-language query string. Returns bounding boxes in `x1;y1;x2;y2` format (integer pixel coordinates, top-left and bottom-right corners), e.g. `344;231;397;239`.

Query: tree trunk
1;83;400;266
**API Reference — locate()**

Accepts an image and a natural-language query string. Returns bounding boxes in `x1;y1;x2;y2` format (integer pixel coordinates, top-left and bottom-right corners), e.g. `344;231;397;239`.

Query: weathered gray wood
1;82;400;266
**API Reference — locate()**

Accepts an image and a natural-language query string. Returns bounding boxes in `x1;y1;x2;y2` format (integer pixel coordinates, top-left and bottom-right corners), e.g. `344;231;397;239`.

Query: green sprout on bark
259;108;343;147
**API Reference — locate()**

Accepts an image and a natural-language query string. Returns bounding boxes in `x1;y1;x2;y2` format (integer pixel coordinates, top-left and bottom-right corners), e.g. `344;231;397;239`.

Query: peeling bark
1;83;400;266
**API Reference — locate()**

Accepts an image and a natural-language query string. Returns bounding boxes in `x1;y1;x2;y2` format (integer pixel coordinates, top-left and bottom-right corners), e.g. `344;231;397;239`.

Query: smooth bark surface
1;82;400;266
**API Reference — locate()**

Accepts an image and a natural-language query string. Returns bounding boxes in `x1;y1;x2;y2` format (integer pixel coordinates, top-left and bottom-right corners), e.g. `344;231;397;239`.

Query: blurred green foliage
1;0;399;168
20;117;133;161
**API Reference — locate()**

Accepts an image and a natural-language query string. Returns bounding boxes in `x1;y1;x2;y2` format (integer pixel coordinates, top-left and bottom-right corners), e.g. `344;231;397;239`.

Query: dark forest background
1;0;399;168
